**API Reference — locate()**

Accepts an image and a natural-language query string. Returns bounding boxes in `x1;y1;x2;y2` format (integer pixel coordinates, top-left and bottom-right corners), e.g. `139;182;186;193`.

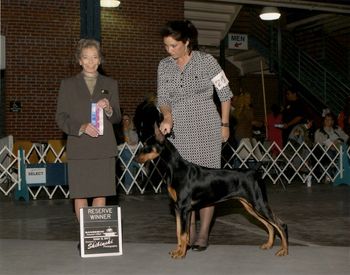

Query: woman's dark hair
160;20;199;53
270;103;281;117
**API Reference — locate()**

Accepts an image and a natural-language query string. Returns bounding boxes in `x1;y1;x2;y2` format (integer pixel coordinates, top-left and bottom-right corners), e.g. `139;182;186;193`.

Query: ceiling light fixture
100;0;121;8
259;7;281;21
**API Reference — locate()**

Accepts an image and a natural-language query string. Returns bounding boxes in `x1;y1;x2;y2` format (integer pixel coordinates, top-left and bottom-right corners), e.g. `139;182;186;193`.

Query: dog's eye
143;147;153;153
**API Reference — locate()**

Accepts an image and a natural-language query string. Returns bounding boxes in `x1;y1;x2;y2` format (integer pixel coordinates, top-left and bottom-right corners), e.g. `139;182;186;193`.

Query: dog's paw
275;247;288;256
169;246;187;259
260;242;273;250
169;252;185;259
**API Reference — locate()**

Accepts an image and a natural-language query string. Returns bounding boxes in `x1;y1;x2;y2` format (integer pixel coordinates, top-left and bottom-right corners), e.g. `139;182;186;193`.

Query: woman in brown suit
56;39;121;221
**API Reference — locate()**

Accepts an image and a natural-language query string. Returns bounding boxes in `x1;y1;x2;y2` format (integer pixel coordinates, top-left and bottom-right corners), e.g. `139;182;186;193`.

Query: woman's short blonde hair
75;38;104;63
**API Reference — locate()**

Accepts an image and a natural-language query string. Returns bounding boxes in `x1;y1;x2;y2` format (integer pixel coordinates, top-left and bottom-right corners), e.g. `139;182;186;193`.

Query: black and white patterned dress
157;51;233;168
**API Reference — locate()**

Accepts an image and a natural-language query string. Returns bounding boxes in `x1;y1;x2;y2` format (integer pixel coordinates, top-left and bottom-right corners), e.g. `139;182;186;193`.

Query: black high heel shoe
191;244;207;251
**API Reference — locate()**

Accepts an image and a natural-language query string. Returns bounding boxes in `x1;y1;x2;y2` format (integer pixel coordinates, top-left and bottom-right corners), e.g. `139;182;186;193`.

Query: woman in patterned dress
157;20;233;251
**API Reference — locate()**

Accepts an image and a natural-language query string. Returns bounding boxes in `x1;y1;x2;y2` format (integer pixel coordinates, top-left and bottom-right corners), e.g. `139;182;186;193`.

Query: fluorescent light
259;7;281;21
100;0;120;8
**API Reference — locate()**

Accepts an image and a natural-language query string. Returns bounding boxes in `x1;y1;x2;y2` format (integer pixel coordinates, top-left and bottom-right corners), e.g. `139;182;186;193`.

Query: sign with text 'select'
228;33;248;50
80;205;122;258
25;167;46;184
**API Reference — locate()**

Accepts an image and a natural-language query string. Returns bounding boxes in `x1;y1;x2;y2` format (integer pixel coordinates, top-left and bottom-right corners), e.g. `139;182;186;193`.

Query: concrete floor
0;182;349;275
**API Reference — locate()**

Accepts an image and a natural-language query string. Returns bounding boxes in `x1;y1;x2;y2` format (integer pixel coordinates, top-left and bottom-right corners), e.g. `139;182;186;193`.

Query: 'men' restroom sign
228;33;248;50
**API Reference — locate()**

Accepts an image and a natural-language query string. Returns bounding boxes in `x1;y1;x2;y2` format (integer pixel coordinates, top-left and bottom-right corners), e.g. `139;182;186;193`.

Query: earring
185;41;190;55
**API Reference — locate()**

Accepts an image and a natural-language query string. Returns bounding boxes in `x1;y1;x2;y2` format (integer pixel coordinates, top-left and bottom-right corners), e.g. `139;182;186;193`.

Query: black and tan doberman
135;126;288;259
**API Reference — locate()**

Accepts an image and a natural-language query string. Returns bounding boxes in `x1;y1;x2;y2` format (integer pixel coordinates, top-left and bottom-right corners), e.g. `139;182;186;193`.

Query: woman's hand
159;119;173;135
159;106;173;135
97;98;112;113
221;126;230;143
80;123;99;137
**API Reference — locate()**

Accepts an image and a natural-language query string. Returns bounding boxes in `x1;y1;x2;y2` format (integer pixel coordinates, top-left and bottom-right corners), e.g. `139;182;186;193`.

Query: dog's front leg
169;209;189;259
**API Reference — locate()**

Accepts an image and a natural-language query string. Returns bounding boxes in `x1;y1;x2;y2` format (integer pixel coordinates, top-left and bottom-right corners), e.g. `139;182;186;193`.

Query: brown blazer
56;72;121;160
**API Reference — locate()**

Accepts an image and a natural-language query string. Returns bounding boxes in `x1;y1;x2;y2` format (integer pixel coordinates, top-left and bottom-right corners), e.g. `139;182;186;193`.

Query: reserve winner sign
79;205;122;258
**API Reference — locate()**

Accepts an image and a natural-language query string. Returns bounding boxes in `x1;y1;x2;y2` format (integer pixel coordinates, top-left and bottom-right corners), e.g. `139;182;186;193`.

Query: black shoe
191;244;207;252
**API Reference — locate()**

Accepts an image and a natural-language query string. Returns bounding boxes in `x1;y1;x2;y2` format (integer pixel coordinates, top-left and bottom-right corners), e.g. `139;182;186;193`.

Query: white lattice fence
0;146;18;196
117;142;166;195
221;141;347;186
0;141;69;200
18;143;69;200
1;140;349;199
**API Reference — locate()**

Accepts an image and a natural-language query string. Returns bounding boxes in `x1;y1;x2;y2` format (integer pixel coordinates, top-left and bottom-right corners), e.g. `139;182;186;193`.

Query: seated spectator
288;117;314;148
287;117;315;178
232;92;263;163
315;112;348;150
337;96;350;139
118;114;140;191
314;112;349;183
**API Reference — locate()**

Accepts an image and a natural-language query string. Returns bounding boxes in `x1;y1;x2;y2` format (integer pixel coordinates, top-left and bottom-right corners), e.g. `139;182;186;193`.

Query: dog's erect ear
154;122;165;143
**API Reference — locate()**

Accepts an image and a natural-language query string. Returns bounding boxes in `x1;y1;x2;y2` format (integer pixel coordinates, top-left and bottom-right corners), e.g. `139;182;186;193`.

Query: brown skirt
68;158;116;199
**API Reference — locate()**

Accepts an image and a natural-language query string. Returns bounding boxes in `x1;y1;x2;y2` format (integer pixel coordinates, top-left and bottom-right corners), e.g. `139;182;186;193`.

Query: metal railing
246;11;350;114
1;140;349;199
277;33;350;114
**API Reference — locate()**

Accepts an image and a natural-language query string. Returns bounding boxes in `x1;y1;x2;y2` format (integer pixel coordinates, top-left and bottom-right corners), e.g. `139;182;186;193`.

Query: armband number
211;71;229;90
